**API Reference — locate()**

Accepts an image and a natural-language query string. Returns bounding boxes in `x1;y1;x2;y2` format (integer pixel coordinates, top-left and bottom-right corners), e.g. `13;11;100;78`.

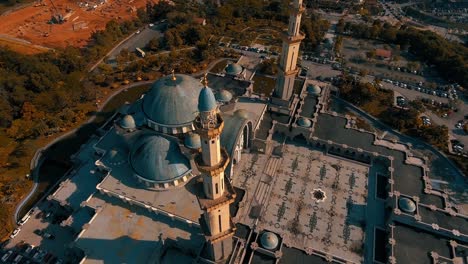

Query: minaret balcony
281;31;305;43
195;114;224;139
197;177;237;212
289;4;305;15
195;148;230;177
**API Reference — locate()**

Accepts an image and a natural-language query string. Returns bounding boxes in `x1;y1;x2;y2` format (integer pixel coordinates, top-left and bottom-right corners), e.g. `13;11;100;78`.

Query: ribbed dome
184;133;201;149
225;63;242;75
215;89;233;102
130;134;191;183
398;197;416;213
307;84;321;95
120;115;136;129
198;86;217;112
143;74;203;126
260;232;279;250
297;117;312;128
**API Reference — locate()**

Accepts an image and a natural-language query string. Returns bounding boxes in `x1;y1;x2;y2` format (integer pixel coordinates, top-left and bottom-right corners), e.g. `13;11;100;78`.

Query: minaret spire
272;0;305;103
194;82;236;262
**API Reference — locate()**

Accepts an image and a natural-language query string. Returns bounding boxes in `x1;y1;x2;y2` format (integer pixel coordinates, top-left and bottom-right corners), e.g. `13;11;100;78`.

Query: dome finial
171;69;176;81
203;72;208;88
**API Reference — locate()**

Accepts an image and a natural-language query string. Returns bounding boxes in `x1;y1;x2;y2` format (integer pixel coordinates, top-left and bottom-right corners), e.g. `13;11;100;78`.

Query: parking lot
299;56;467;153
1;199;80;263
379;80;468;151
107;23;164;61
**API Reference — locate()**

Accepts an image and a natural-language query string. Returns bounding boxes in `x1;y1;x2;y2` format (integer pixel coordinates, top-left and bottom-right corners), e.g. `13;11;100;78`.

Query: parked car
13;255;22;264
1;251;13;262
24;244;35;255
43;232;55;240
10;228;20;239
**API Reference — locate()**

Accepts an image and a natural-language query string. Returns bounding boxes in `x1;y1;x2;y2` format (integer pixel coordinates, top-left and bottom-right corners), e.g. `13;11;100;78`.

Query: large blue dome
143;74;203;126
198;86;217;112
130;134;191;183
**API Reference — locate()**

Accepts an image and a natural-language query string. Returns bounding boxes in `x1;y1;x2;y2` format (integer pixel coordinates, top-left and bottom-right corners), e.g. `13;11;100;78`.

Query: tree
147;37;160;52
366;50;376;59
258;58;278;75
164;28;184;48
0;97;13;128
336;18;345;34
137;7;149;23
147;0;173;21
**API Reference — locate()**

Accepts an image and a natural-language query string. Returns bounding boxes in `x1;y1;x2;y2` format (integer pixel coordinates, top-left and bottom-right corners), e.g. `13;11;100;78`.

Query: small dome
225;63;243;75
130;134;191;183
307;84;321;95
234;109;251;119
215;90;233;103
260;232;279;250
198;86;217;112
104;148;127;165
297;117;312;128
120;115;136;129
143;74;203;126
184;133;201;149
398;197;416;213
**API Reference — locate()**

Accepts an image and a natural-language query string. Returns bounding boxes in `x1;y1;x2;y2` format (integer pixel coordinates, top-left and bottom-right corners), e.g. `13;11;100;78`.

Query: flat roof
98;165;202;222
52;162;102;210
232;97;268;127
393;224;451;264
75;194;204;263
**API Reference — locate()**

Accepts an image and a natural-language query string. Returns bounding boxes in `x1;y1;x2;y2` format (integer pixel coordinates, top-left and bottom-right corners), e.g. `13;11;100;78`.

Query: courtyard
233;143;369;263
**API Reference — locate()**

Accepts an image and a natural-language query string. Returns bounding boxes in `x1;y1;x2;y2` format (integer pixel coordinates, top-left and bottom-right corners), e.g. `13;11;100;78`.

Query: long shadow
18;85;151;220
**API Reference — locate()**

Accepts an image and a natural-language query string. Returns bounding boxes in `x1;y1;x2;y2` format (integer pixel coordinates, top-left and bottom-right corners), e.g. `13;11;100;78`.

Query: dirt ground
0;0;149;48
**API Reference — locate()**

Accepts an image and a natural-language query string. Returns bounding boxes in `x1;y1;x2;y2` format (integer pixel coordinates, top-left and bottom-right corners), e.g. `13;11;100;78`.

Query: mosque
38;0;467;263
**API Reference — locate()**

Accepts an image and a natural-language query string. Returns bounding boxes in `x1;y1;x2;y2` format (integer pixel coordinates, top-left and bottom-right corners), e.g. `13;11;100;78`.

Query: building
4;0;467;263
375;48;392;60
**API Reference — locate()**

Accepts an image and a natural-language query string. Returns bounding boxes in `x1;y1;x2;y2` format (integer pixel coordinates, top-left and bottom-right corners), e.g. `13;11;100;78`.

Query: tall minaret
195;75;236;262
273;0;305;102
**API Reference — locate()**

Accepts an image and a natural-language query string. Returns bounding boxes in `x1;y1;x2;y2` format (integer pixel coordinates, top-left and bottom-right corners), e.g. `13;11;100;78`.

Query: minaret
273;0;305;103
195;75;236;262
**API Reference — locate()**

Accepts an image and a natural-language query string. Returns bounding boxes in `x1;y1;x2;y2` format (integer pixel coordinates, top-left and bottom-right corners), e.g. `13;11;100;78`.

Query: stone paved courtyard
234;143;370;263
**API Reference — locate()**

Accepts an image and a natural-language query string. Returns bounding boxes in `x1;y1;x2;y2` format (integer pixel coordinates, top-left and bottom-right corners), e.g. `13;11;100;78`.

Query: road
107;24;163;60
